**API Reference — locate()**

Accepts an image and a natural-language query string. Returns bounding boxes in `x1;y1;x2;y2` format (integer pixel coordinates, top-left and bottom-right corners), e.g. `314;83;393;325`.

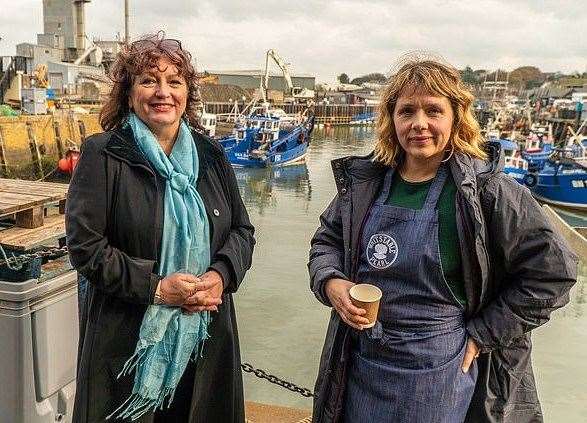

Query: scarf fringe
117;347;148;379
106;386;177;421
197;318;210;357
108;318;210;421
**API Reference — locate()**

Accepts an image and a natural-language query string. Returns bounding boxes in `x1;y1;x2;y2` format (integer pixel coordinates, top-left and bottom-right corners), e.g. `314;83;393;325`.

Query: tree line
336;67;587;90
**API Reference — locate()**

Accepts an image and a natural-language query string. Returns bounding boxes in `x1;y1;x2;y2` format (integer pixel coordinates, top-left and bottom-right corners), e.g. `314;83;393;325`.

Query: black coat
308;143;578;423
66;126;255;423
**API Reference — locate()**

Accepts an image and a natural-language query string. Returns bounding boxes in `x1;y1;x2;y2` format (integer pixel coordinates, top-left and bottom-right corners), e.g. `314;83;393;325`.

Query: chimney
74;0;91;52
125;0;130;44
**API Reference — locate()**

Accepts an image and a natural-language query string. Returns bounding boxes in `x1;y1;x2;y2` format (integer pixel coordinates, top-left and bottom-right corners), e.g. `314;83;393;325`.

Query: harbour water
235;126;587;422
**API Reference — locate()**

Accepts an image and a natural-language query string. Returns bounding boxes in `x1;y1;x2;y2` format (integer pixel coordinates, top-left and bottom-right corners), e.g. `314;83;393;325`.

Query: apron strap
423;165;448;209
374;166;396;204
376;163;448;208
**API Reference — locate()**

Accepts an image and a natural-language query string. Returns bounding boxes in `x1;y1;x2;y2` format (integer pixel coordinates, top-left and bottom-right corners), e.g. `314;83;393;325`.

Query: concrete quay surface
246;401;312;423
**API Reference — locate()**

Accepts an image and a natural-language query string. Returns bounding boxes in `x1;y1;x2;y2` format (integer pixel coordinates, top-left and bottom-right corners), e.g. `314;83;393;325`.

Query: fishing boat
522;143;553;172
217;110;314;168
521;125;554;172
522;119;585;173
524;148;587;211
495;138;528;183
213;49;315;167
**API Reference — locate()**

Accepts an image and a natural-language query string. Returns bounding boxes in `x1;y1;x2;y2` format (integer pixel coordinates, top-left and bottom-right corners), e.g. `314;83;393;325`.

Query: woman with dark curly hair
66;33;255;423
309;56;577;423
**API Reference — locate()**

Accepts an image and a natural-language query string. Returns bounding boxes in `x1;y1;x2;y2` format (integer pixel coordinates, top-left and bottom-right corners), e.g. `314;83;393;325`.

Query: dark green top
385;171;466;306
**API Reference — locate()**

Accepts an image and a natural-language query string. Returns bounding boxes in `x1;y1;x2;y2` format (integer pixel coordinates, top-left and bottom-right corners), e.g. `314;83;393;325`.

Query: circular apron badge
366;233;398;269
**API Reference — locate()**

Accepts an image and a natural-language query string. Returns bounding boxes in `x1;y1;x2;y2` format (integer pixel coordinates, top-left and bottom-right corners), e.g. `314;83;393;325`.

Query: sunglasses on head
130;38;183;53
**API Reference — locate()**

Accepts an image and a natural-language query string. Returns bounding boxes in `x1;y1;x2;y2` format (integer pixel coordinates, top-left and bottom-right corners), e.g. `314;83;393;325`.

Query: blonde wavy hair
374;55;486;166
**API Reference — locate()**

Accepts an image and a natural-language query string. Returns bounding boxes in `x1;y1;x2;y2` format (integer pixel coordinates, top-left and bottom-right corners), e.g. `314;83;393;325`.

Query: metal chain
0;245;69;270
241;362;315;398
0;248;315;400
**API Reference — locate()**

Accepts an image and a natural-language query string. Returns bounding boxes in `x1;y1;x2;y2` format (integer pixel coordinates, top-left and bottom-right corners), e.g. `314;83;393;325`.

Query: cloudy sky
1;0;586;83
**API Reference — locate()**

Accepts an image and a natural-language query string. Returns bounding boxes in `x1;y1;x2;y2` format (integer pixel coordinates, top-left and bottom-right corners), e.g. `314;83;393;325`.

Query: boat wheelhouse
495;139;528;183
200;111;217;137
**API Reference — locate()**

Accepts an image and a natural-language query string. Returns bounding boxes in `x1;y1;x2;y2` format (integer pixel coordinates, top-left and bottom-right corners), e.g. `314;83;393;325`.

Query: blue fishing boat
218;111;314;167
213;48;316;167
524;149;587;211
522;141;553;172
521;124;554;172
495;138;528;183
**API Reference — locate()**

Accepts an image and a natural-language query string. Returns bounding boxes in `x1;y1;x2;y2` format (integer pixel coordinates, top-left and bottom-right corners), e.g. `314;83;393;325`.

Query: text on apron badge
367;234;398;269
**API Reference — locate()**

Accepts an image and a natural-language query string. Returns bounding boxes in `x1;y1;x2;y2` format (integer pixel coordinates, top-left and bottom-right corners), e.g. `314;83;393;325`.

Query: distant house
335;83;363;92
347;84;382;106
318;89;380;106
555;77;587;90
347;91;380;106
321;91;348;104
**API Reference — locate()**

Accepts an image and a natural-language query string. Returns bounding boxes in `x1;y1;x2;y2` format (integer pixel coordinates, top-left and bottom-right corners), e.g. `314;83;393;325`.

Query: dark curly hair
100;31;203;131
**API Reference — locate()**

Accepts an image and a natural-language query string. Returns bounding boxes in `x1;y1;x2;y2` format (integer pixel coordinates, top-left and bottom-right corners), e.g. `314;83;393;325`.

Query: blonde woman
308;57;577;423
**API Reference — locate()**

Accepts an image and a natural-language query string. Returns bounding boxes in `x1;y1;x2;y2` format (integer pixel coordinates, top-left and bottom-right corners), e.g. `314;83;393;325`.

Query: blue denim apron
344;165;477;423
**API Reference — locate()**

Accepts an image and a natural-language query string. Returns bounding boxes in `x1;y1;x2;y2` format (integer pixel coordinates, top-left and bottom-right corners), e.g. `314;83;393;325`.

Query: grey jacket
308;143;578;423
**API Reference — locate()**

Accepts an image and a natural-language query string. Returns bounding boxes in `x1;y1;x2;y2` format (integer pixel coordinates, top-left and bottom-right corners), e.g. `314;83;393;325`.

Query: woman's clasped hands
156;270;224;313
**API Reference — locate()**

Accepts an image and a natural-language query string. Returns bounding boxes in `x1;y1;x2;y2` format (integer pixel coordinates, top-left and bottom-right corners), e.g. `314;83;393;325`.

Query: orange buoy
58;150;80;174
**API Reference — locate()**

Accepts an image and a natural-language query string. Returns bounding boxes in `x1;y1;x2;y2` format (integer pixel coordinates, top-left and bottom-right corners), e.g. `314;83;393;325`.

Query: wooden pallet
0;179;68;253
0;179;68;229
0;214;65;251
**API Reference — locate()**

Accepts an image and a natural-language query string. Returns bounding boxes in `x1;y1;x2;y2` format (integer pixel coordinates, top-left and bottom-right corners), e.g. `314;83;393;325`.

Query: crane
260;49;311;103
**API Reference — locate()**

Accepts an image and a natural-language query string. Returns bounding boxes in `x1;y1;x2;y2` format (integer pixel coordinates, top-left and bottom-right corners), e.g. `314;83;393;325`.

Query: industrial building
206;70;315;92
0;0;117;107
17;0;93;68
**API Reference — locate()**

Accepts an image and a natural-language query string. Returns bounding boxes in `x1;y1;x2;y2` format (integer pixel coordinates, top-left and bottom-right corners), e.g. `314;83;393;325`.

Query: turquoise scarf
108;113;211;420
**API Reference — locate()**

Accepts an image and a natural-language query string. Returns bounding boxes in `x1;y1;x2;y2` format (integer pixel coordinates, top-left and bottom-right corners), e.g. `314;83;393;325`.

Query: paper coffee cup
349;284;382;328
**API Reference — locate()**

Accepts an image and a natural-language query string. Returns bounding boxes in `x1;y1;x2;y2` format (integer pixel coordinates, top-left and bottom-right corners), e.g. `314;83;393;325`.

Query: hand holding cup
349;284;382;329
325;278;370;330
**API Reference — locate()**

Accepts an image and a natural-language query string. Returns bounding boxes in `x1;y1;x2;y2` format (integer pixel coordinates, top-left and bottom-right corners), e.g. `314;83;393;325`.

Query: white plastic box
21;88;48;115
0;270;78;423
